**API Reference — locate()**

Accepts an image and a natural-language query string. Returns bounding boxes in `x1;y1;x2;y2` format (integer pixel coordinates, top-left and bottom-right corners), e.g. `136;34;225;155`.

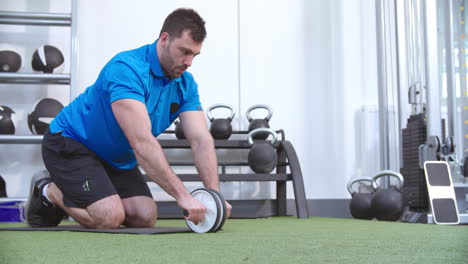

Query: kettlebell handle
347;177;373;195
248;128;277;145
371;170;404;190
246;104;273;122
206;104;236;122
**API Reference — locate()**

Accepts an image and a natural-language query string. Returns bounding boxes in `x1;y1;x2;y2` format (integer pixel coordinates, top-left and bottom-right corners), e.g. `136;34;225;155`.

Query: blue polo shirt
49;40;202;169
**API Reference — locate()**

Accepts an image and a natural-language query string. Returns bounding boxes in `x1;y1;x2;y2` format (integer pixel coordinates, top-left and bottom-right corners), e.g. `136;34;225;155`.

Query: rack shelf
0;135;43;144
156;138;308;218
0;73;70;85
144;173;292;182
0;11;71;26
0;136;278;147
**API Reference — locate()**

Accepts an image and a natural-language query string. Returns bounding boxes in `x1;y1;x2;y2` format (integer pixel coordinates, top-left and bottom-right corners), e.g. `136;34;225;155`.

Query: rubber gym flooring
0;216;467;264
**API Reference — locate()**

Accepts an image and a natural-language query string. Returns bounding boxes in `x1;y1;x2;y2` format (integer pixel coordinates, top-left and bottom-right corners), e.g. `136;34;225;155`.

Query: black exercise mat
0;225;190;234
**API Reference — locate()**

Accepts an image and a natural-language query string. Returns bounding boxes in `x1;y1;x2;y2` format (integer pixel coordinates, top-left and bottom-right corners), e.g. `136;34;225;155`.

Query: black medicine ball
0;105;15;134
28;98;64;135
31;45;64;73
0;50;22;72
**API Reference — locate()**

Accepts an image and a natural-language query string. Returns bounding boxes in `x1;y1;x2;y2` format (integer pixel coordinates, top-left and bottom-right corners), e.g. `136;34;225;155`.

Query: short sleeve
104;60;146;104
178;74;203;113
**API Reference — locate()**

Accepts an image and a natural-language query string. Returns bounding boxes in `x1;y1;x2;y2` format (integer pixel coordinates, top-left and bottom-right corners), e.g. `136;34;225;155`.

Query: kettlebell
0;105;15;134
207;104;236;140
248;128;278;173
174;119;185;139
246;104;273;140
371;170;405;221
0;175;6;197
347;177;375;220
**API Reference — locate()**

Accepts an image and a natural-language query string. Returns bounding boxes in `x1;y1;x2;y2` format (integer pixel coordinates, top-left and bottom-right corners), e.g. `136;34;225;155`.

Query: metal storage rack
0;1;78;144
155;130;309;219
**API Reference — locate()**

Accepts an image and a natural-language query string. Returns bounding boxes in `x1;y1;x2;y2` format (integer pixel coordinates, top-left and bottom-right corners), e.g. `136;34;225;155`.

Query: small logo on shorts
82;180;92;192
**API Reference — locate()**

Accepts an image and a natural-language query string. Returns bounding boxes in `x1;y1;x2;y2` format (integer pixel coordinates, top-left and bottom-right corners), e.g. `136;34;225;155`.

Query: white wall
1;0;382;202
302;0;380;198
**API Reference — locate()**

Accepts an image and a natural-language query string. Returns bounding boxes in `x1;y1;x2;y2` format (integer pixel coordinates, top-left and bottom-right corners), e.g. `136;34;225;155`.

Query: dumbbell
183;188;227;233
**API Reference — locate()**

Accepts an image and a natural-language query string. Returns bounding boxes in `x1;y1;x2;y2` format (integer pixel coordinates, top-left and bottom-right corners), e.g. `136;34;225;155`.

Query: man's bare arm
111;99;206;223
179;110;219;190
180;110;232;217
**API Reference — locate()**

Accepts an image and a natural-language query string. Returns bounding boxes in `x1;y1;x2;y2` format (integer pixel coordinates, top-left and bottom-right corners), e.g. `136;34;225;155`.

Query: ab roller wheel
184;188;227;233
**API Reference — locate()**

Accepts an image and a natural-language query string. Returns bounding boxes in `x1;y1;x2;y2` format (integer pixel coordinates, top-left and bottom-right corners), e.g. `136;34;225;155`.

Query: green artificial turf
0;217;467;264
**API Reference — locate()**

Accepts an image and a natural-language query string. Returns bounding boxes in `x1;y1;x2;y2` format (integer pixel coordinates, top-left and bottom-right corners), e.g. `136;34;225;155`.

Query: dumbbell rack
156;129;309;219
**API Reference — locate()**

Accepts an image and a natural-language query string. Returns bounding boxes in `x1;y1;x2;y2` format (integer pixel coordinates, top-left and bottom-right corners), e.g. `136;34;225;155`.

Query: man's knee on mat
85;196;125;229
123;205;157;228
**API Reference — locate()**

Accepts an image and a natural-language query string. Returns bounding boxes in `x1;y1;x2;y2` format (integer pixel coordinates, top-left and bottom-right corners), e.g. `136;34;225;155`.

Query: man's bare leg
121;196;157;227
47;183;125;229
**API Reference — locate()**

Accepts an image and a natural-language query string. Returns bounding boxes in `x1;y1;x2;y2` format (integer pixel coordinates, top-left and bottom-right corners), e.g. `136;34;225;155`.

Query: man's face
159;30;203;79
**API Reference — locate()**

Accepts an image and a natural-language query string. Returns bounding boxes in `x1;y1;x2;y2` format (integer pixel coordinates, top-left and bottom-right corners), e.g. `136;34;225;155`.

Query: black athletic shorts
41;131;153;209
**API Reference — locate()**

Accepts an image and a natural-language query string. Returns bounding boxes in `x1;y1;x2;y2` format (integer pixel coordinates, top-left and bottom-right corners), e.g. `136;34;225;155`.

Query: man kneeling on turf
25;8;232;229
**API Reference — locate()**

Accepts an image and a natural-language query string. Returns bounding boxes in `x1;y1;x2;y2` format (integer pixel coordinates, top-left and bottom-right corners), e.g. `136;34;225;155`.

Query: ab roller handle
183;188;227;233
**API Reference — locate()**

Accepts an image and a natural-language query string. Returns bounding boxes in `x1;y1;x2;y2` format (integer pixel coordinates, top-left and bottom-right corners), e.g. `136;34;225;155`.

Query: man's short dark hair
159;8;206;42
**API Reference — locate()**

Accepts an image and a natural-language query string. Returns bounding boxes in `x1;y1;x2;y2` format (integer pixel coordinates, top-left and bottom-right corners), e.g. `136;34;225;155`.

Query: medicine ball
0;50;21;72
27;98;64;134
0;105;16;134
31;45;64;73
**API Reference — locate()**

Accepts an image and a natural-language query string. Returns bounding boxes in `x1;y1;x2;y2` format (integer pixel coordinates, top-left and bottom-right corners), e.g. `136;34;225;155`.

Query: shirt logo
170;103;180;113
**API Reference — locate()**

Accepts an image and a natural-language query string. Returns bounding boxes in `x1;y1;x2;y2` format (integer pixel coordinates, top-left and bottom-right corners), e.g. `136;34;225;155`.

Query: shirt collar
150;39;182;83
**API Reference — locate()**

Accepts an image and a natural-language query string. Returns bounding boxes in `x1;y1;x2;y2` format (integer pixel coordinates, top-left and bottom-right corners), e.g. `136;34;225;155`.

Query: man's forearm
133;137;190;201
190;135;220;191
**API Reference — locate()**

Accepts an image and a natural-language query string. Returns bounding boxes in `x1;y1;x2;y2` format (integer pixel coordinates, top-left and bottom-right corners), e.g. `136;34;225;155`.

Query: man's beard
161;45;186;79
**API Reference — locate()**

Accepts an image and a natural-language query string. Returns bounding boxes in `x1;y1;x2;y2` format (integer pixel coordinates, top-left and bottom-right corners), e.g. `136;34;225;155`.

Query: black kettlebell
371;170;405;221
347;177;375;220
174;119;185;139
207;104;235;140
246;104;273;140
0;105;15;134
248;128;278;173
0;175;6;197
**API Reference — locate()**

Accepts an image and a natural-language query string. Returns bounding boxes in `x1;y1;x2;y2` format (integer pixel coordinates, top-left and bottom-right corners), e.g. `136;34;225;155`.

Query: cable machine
377;0;468;224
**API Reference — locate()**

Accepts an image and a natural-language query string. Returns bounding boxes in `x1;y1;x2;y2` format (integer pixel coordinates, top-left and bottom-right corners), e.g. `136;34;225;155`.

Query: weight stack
400;113;429;212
